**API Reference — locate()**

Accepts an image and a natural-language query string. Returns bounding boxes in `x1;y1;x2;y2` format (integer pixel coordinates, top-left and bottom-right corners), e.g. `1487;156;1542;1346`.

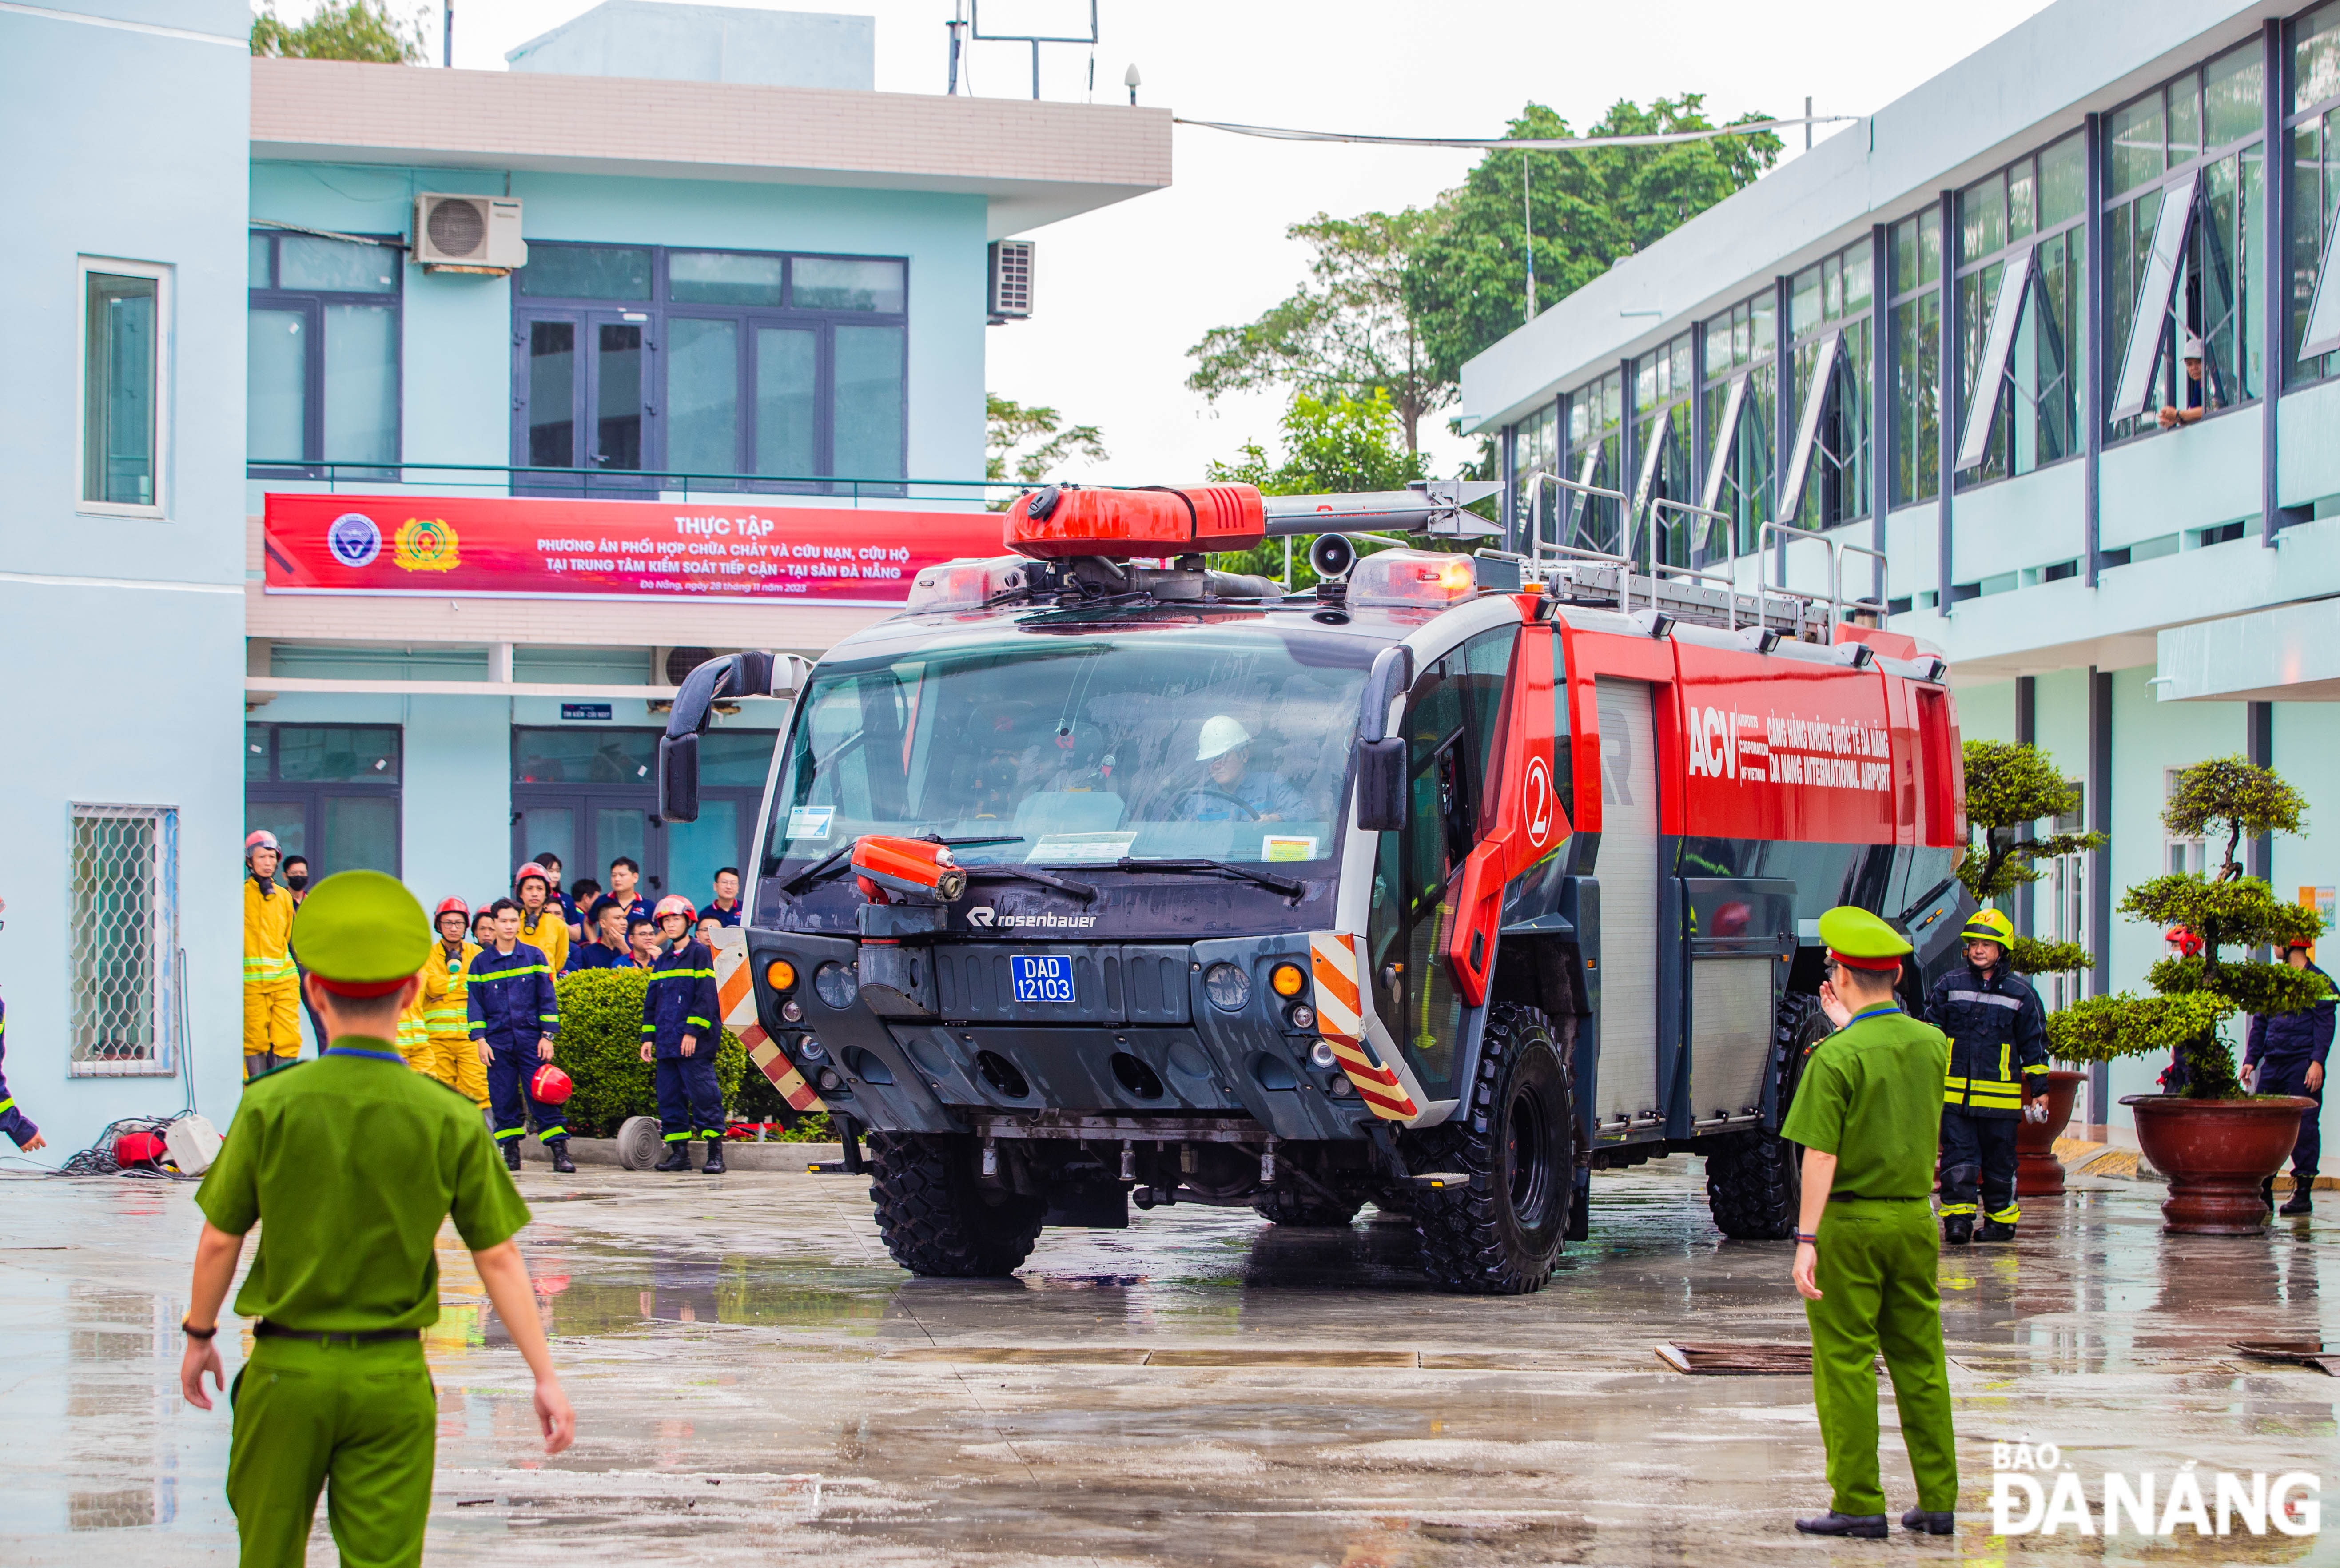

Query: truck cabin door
1363;625;1517;1102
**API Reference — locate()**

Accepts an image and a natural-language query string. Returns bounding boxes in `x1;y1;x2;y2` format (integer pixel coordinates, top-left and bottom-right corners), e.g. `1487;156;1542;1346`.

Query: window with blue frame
1699;291;1777;555
247;230;402;476
1887;208;1943;507
1561;370;1624;556
1952;131;2086;486
513;243;907;493
1632;333;1699;564
1782;240;1874;528
2289;1;2340;384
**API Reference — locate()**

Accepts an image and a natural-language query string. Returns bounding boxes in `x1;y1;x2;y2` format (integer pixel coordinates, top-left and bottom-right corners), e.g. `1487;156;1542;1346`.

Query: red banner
263;493;1008;605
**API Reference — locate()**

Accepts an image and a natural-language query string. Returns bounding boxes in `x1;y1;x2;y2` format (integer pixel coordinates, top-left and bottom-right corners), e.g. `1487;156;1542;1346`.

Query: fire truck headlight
1307;1039;1336;1069
1289;1003;1316;1030
780;1000;804;1023
797;1037;827;1062
1202;963;1251;1011
814;961;859;1009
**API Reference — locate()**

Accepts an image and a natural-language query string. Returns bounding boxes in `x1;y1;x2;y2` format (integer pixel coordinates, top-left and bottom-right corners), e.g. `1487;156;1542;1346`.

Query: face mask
285;872;310;891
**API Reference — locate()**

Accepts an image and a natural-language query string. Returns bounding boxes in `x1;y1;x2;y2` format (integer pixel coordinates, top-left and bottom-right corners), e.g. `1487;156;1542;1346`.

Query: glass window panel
2290;117;2327;385
246;800;307;860
2040;135;2085;228
518;245;653;301
792;257;904;313
513;728;657;784
2169;72;2203;167
276;726;399;783
668;250;785;306
246;726;271;781
1892;216;1919;296
1890;293;1940;505
2109;93;2165;196
1918;208;1942;285
832;323;905;480
84;272;157;507
527;319;575;468
247;307;308;465
1843;245;1872;315
2205;46;2263;149
667;316;740;476
321;796;399;878
1633;353;1657;414
1750;291;1775;361
753;326;816;476
2009;159;2037;243
596;808;649;887
665;799;741;911
517;808;576;884
1823;253;1844;321
1962;172;2007;263
279;235;397;293
248;232;272;287
2298;1;2340;114
1791;266;1822;337
700;730;778;787
1705;306;1735;361
594;322;644;471
1670;336;1691;394
321;303;397;464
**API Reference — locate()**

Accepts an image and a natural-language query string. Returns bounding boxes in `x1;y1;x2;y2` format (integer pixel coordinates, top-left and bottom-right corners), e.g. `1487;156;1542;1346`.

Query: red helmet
530;1063;574;1105
513;862;552;891
434;897;470;922
2166;926;2205;959
653;895;696;922
244;829;280;857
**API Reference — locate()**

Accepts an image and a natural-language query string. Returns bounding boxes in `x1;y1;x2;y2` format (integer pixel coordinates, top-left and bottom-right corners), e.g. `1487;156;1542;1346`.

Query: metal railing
247;458;1007;508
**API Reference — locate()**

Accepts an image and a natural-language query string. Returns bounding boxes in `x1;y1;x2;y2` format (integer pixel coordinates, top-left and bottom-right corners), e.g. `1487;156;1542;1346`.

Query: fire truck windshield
764;622;1376;874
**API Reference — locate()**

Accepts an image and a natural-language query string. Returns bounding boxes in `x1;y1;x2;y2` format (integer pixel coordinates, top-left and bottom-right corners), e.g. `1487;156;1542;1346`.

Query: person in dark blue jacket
2246;939;2334;1217
641;895;724;1174
564;898;630;972
467;898;569;1174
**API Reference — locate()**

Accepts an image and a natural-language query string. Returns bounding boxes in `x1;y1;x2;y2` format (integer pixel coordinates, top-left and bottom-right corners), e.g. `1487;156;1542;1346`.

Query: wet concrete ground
4;1158;2334;1565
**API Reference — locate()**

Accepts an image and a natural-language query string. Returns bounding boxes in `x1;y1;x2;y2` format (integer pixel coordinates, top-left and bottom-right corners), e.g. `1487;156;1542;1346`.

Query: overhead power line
1170;113;1859;151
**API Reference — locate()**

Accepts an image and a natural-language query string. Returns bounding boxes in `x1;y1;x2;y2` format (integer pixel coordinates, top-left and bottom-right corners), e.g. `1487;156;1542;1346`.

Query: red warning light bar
1005;483;1266;560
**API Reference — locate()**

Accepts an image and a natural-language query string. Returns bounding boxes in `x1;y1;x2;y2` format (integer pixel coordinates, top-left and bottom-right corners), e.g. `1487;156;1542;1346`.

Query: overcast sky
358;0;2056;486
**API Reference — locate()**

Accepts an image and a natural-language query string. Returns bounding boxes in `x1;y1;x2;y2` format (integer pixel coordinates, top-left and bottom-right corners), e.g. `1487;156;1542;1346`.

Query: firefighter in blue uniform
0;901;46;1153
2245;937;2333;1216
467;897;574;1174
643;894;725;1174
1924;909;2047;1244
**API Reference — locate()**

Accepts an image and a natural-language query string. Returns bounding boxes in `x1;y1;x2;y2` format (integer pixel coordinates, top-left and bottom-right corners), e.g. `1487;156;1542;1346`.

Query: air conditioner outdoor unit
413;194;528;269
988;239;1033;322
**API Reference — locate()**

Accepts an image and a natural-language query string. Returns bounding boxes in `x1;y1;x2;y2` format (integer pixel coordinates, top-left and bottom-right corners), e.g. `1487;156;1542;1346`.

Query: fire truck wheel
1250;1187;1365;1227
1703;992;1825;1240
865;1131;1047;1278
1409;1003;1574;1295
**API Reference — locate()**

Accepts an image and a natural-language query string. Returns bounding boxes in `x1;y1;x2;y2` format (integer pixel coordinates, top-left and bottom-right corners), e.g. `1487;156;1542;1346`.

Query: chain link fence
70;805;178;1076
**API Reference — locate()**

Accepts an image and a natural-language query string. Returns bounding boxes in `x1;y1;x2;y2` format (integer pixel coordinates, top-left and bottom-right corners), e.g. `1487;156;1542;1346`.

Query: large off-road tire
866;1132;1047;1277
1410;1003;1575;1295
1250;1186;1364;1227
1704;991;1827;1240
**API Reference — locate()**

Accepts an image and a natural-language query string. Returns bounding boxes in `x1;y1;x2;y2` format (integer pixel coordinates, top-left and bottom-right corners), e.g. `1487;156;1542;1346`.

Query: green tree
985;392;1106;508
1187;209;1449;453
1956;740;2105;976
1404;97;1783;386
251;0;428;62
1204;390;1426;588
2046;756;2325;1099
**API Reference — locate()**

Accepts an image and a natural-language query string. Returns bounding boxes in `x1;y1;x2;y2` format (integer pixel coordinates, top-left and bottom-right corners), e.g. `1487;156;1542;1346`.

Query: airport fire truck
661;479;1971;1295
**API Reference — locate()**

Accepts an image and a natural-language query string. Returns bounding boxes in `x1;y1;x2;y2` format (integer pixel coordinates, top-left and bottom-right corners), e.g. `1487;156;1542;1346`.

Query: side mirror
658;732;700;824
1355;736;1407;832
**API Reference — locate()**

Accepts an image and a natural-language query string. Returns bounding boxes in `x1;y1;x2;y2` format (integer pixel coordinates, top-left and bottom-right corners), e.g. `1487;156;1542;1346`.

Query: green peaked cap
1817;904;1912;961
291;870;431;986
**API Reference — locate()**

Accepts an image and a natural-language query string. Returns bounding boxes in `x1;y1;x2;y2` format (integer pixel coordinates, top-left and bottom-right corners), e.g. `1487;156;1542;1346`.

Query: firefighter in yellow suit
514;863;570;979
422;897;489;1107
242;831;301;1078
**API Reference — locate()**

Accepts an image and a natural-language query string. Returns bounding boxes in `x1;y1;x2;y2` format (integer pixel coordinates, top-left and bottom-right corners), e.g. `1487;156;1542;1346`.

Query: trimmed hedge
553;968;744;1138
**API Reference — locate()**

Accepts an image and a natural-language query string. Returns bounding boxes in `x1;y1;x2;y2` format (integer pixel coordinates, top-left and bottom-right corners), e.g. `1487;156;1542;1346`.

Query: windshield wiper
1112;856;1306;899
966;865;1098;900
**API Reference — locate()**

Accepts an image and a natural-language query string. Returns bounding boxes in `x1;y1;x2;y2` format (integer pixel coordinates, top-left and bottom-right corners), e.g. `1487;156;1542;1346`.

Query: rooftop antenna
1124;61;1140;106
946;2;967;95
442;0;452;67
1522;149;1536;322
1805;96;1813;151
970;0;1098;102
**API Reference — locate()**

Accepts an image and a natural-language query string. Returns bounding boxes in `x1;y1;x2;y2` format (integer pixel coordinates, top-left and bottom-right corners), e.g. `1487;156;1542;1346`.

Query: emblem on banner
326;513;381;568
394;517;460;573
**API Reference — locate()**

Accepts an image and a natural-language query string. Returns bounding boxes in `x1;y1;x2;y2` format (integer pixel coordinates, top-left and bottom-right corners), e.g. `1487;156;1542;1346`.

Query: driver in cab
1183;716;1303;821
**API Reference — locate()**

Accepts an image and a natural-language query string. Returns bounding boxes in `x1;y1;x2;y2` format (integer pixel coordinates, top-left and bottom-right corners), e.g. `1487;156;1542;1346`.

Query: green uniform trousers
227;1335;436;1568
1805;1198;1958;1517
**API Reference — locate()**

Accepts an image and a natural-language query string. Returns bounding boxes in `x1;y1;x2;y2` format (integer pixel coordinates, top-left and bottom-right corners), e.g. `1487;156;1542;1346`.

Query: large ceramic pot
2015;1068;2087;1196
2121;1094;2321;1235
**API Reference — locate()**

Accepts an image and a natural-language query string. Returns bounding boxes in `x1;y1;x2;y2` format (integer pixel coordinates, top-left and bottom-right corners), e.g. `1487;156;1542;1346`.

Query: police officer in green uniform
177;871;577;1567
1783;906;1958;1539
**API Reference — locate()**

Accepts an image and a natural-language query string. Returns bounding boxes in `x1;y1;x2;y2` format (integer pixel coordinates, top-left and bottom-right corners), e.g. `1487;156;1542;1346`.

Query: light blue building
2;0;251;1159
1464;0;2340;1146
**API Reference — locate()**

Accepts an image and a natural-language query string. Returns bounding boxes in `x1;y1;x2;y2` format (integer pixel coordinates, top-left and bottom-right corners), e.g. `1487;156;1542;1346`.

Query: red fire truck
661;480;1970;1295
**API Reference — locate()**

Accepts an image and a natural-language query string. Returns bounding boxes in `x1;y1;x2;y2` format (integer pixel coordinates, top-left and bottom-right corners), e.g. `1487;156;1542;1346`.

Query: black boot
701;1138;726;1175
1900;1508;1954;1535
652;1142;692;1173
1942;1214;1974;1246
1795;1512;1887;1538
549;1138;576;1175
502;1140;522;1173
2280;1186;2313;1216
2264;1175;2279;1212
1980;1219;2016;1242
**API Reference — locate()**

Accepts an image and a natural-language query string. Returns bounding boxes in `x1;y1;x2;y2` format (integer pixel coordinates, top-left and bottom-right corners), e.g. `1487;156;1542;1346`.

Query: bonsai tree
2045;756;2324;1099
1957;740;2104;977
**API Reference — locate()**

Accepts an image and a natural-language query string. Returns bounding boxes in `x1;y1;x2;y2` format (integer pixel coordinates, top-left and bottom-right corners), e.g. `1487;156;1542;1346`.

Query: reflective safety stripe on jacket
643;939;720;1058
465;942;560;1050
422;939;479;1041
243;876;297;986
1925;964;2049;1118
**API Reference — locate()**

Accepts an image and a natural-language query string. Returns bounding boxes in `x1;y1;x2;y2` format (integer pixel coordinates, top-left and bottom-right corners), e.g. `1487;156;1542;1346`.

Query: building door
511;727;670;900
1591;677;1659;1126
244;724;402;877
515;309;655;494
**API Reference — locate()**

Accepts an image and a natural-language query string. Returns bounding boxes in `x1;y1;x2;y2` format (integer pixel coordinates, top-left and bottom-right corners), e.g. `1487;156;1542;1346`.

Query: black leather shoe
2280;1188;2313;1216
1901;1508;1954;1534
1795;1512;1887;1538
701;1140;727;1175
1980;1220;2016;1242
548;1138;576;1175
502;1142;522;1173
1942;1215;1973;1246
652;1143;692;1173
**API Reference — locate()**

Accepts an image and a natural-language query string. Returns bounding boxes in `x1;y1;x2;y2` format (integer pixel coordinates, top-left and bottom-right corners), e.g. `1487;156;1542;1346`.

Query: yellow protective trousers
243;979;302;1060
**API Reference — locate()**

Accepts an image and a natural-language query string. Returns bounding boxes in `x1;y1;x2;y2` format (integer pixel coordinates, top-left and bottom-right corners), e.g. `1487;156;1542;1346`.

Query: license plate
1011;954;1076;1004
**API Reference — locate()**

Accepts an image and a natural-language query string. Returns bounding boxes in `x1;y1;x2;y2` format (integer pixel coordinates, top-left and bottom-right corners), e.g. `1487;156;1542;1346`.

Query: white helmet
1196;715;1254;762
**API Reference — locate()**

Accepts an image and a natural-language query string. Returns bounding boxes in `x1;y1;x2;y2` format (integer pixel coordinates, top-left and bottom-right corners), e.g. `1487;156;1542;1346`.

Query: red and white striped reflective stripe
715;939;827;1115
1308;931;1417;1121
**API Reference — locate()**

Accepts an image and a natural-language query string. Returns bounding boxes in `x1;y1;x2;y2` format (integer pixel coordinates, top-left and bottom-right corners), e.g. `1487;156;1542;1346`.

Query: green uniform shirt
195;1037;531;1331
1779;1004;1950;1199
